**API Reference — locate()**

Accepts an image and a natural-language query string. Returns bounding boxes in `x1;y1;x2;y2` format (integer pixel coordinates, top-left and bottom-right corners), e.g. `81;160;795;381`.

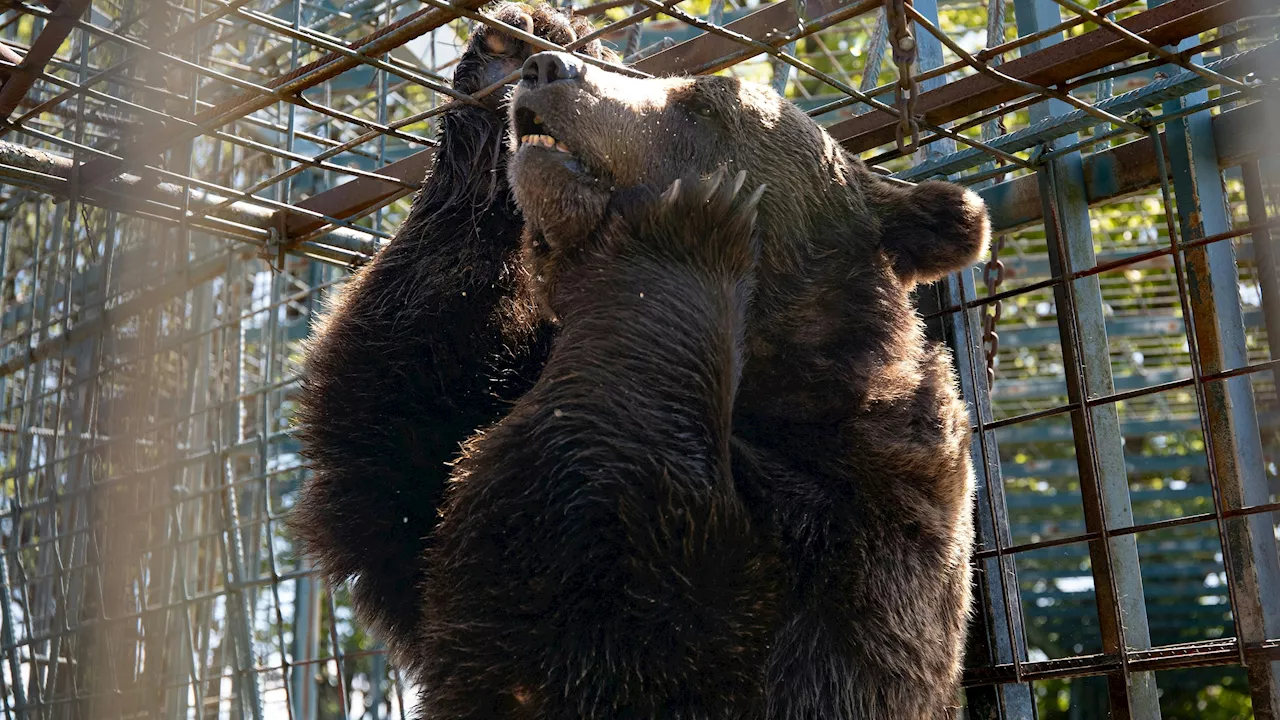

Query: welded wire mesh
0;0;1276;717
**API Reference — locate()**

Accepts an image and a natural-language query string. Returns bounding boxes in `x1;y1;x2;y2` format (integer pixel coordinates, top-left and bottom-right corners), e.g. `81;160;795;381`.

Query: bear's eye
481;32;522;58
681;97;718;120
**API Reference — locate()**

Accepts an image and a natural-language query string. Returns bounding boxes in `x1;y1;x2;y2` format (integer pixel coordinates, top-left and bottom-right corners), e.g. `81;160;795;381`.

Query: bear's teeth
520;134;570;153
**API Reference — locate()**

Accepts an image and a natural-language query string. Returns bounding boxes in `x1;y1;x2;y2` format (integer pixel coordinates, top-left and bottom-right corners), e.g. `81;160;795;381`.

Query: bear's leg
289;101;552;647
749;453;971;720
414;171;779;720
763;603;965;720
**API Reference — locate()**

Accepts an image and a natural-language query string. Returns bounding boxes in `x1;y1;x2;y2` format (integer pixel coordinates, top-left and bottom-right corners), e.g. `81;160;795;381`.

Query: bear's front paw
620;165;766;276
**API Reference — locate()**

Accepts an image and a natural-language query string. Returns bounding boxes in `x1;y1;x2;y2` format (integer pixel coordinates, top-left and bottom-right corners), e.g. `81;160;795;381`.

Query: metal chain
981;233;1007;388
979;0;1008;389
884;0;919;154
624;3;646;59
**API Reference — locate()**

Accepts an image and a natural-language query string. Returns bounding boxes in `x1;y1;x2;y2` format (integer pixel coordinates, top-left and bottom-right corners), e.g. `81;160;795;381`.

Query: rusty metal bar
636;0;877;74
1012;0;1159;715
943;266;1036;719
1;62;1267;271
897;43;1271;181
287;0;1255;241
256;0;681;240
291;0;1042;239
1036;136;1150;720
284;0;885;237
283;149;433;239
0;138;380;251
74;0;491;187
981;98;1264;234
819;0;1146;123
1;0;259;137
829;0;1252;153
1156;14;1280;709
293;89;1268;267
1051;0;1250;92
963;637;1280;687
1240;159;1280;416
0;0;89;119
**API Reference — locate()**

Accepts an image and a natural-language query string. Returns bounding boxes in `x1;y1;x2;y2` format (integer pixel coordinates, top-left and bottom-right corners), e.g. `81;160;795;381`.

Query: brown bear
289;2;613;646
292;7;989;719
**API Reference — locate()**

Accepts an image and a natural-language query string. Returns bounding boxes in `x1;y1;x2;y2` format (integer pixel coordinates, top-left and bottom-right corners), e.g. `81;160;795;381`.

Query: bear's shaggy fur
288;3;613;647
292;7;989;718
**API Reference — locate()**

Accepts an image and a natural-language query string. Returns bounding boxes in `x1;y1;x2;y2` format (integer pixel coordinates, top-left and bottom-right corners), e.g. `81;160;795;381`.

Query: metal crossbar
0;0;1276;717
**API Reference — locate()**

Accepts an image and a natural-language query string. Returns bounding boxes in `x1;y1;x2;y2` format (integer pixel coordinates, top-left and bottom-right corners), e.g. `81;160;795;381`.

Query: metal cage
0;0;1276;717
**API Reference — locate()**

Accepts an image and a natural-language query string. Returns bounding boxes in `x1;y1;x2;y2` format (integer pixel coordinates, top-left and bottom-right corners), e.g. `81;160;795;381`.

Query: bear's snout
521;51;584;88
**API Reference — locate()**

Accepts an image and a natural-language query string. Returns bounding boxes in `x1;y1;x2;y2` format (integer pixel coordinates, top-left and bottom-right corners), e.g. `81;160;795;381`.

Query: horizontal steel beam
75;0;488;187
633;0;880;75
1;96;1264;272
981;99;1265;234
286;94;1266;255
289;0;1253;245
0;41;23;76
285;0;882;239
899;42;1275;181
830;0;1252;154
962;637;1280;687
284;145;435;239
0;138;379;253
0;0;90;119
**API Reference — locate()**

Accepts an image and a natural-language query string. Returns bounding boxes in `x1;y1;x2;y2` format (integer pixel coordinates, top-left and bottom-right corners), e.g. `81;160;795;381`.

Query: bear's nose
522;51;583;87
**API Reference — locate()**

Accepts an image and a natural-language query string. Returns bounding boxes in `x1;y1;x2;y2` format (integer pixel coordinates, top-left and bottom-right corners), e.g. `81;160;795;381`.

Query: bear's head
422;6;615;215
454;4;615;108
507;51;990;418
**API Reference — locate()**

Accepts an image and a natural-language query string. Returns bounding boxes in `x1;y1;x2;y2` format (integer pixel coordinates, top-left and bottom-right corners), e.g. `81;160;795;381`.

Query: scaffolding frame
0;0;1277;717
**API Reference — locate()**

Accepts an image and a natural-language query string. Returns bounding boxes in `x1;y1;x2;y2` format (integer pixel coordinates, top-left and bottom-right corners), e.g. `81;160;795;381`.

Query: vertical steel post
291;567;320;720
771;0;801;95
944;271;1037;720
291;14;325;709
1151;5;1280;709
914;1;1034;714
0;559;25;720
1013;0;1160;716
1239;159;1280;545
910;0;953;161
1240;161;1280;404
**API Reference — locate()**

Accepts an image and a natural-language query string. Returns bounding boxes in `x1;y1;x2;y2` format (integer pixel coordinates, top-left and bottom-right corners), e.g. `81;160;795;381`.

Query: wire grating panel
0;0;1276;717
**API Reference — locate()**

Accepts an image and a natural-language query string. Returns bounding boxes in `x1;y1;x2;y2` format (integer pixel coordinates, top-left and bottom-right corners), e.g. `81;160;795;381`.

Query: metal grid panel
0;0;1275;717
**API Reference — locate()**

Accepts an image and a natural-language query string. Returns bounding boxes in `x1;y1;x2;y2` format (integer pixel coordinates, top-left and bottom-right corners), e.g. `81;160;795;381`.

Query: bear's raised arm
288;3;610;647
289;98;549;644
411;172;781;719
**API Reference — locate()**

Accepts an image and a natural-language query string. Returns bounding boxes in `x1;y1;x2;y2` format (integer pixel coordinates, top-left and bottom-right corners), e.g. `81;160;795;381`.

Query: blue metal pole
909;0;953;163
1150;0;1280;711
911;1;1035;716
943;272;1038;720
1012;0;1161;717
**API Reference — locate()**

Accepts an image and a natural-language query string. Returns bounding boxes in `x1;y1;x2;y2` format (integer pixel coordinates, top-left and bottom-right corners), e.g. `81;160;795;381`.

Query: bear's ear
870;178;991;285
568;12;619;63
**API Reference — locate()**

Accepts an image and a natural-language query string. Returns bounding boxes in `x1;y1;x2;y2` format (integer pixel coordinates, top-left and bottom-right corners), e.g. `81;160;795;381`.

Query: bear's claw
656;166;765;237
623;165;768;277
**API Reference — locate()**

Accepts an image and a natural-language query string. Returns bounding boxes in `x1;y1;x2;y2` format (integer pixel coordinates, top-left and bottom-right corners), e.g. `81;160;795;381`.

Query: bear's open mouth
514;107;572;155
